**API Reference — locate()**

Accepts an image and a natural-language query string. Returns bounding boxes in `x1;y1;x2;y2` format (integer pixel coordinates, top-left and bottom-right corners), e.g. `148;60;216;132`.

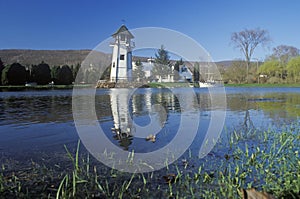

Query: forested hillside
0;49;109;66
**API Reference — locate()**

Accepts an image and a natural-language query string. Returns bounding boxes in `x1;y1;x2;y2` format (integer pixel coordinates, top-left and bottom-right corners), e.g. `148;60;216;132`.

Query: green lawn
147;82;300;88
225;83;300;87
147;82;193;88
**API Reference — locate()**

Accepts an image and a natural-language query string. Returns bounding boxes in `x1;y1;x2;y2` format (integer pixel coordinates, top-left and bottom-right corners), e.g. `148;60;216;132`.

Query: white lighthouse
110;25;135;82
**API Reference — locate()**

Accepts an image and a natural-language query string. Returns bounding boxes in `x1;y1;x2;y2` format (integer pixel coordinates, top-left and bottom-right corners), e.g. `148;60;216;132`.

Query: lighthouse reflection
109;88;184;151
110;89;134;150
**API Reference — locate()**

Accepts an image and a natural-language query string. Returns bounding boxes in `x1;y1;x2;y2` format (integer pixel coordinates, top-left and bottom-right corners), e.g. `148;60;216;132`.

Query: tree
287;56;300;83
267;45;299;81
193;62;200;82
51;66;60;84
31;61;51;85
269;45;299;64
152;45;171;82
231;28;271;82
84;69;90;83
99;65;111;81
132;60;145;82
174;58;184;81
155;45;170;65
0;58;4;85
73;63;81;82
223;61;247;83
57;65;73;85
86;68;99;83
258;60;281;79
1;63;27;85
174;58;183;72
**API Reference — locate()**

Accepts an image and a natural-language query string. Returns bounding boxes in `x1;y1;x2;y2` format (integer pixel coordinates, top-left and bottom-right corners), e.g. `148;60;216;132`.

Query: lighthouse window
120;34;125;41
120;54;125;60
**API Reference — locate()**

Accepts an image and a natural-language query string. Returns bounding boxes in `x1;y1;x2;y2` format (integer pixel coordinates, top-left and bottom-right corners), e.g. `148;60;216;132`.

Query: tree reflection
243;109;254;130
226;92;300;129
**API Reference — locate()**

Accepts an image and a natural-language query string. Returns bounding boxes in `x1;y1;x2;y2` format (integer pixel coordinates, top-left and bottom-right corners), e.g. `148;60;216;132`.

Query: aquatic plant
0;122;299;198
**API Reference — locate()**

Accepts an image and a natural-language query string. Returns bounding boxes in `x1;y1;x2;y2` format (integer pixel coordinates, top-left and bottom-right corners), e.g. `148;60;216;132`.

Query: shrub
1;63;27;85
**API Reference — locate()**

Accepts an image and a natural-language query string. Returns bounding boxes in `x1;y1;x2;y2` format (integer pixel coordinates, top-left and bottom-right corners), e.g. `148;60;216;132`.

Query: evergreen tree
57;65;73;85
193;62;200;82
132;60;145;82
73;63;81;82
84;69;90;83
1;63;27;85
99;65;111;81
86;68;98;83
31;61;51;85
174;58;184;81
0;58;4;85
155;45;170;65
152;45;171;82
51;66;61;84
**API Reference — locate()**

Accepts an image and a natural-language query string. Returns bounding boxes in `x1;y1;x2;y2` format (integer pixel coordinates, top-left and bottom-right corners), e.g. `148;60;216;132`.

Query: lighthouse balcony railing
110;41;135;48
126;41;135;48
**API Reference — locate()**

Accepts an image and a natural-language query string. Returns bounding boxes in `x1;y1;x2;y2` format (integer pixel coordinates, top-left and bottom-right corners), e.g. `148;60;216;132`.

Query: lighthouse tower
110;25;134;82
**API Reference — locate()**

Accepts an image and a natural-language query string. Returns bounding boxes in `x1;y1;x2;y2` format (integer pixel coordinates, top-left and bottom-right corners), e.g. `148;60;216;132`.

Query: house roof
112;25;134;38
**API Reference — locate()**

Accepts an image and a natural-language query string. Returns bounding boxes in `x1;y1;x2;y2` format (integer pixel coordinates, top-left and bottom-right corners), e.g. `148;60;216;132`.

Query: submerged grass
0;123;299;198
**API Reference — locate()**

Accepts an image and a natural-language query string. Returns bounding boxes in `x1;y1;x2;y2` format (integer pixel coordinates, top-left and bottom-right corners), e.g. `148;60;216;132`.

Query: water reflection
225;88;300;126
106;87;300;151
108;88;179;151
0;91;74;125
110;89;134;150
0;87;299;153
110;89;133;137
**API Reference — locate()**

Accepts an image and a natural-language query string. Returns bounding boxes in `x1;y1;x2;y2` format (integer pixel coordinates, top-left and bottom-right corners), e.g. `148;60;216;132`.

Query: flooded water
0;87;299;158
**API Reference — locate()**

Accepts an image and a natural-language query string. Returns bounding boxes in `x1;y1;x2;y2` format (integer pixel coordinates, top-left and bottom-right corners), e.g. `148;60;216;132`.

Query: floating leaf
224;154;230;160
241;188;276;199
163;173;176;184
146;134;156;142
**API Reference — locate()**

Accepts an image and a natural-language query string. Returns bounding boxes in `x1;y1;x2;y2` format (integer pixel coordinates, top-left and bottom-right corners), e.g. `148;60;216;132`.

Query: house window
120;54;125;60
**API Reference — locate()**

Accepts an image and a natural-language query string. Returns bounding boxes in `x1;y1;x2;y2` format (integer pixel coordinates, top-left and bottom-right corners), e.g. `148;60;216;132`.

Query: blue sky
1;0;300;61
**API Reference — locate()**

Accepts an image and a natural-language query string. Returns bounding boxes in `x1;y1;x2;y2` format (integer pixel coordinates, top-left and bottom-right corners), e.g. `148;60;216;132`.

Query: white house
132;59;193;82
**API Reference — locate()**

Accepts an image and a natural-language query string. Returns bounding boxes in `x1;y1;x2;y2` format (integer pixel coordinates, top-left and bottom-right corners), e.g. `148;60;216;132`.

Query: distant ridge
215;60;234;67
0;49;107;66
0;49;236;68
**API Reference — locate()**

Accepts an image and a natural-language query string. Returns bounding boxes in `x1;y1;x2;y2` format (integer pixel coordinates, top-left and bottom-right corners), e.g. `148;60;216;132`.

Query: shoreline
0;83;299;91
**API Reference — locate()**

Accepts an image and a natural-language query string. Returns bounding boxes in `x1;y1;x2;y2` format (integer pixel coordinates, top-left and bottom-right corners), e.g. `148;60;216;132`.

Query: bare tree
223;60;247;83
269;45;299;64
231;28;271;82
268;45;299;80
